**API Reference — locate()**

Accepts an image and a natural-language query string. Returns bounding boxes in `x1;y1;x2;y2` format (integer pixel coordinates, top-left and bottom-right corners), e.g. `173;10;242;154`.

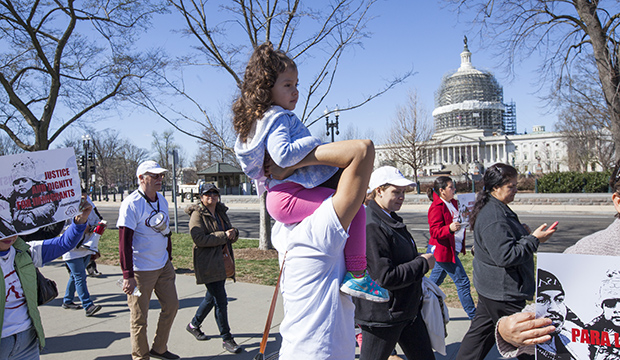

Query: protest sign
537;253;620;359
0;148;82;240
456;192;475;228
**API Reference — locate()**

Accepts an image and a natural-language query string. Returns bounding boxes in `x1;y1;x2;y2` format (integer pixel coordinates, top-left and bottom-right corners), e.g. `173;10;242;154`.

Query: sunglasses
13;178;29;186
145;173;164;179
203;191;219;196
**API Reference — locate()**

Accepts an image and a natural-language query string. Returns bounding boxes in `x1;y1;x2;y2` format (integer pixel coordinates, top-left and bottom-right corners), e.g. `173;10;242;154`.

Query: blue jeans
427;246;476;319
0;327;39;360
191;280;232;340
64;255;93;310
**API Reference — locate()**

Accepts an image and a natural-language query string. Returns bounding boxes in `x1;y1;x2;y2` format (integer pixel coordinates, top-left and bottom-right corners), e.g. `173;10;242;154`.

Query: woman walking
426;176;475;319
456;163;556;360
184;184;242;354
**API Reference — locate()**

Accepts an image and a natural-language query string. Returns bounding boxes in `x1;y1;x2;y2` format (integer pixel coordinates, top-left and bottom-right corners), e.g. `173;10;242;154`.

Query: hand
225;228;236;240
85;225;93;234
522;223;532;233
449;221;462;233
497;312;555;348
421;253;435;269
532;223;556;243
264;156;296;180
73;195;93;224
123;277;138;295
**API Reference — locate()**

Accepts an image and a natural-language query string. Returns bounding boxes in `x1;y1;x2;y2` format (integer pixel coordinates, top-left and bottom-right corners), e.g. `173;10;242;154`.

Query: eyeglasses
13;178;29;186
145;173;164;179
203;191;219;197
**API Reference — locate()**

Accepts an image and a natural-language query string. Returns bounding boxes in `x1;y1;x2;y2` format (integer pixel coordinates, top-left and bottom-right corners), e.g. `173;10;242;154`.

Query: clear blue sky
96;1;557;162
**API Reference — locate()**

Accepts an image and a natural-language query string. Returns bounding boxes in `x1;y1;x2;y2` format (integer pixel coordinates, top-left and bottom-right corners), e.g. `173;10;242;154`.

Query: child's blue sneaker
340;271;389;302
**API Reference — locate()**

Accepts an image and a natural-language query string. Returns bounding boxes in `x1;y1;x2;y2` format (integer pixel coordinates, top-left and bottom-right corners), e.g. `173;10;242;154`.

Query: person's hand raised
73;195;93;224
532;223;556;243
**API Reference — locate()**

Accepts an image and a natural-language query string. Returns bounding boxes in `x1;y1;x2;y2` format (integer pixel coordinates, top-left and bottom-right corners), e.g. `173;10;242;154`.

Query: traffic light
79;155;85;167
87;152;95;162
90;165;96;174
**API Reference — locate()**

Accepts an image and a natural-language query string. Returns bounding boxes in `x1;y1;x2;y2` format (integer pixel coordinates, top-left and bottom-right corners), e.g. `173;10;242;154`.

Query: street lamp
81;134;92;195
325;106;340;142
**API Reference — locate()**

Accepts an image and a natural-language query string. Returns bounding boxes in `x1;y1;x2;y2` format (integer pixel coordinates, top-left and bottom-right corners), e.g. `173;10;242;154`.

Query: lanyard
138;190;160;213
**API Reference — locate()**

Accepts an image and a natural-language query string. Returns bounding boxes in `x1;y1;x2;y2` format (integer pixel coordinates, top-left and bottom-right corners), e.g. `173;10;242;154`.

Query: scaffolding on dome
433;70;507;133
503;101;517;135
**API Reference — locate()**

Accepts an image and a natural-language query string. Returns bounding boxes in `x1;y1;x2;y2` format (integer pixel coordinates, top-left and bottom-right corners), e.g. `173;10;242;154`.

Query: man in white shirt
117;161;179;360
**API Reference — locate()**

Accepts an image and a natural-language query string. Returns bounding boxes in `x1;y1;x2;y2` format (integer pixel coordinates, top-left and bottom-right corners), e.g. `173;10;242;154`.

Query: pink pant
266;182;367;272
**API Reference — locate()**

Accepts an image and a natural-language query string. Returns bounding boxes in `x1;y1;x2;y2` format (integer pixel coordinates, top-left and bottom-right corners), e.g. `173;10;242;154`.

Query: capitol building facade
376;39;570;177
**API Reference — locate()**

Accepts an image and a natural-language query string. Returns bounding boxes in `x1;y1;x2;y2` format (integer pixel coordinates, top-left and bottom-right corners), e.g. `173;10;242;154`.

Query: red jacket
427;195;466;263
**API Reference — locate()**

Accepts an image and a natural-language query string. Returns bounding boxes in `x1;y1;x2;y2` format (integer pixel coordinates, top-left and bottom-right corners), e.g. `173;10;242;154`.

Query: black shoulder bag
27;250;58;305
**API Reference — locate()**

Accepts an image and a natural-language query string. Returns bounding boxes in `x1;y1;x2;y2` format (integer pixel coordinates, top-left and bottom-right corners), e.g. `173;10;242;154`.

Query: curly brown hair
232;42;297;142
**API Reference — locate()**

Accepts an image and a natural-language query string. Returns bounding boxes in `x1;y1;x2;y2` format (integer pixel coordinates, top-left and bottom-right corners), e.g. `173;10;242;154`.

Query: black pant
359;314;434;360
456;294;533;360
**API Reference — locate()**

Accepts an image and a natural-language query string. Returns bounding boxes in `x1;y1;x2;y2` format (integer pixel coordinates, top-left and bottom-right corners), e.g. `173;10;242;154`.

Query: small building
196;163;247;195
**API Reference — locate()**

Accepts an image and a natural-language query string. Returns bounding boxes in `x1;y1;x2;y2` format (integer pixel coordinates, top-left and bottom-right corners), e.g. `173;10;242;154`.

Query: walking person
355;166;436;360
426;176;476;319
117;160;179;360
184;184;242;354
456;163;556;360
61;191;103;316
0;196;92;360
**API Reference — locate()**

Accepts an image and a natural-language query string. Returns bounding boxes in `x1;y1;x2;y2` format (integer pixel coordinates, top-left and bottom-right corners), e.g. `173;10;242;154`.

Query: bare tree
555;58;615;171
449;0;620;161
138;0;411;145
152;129;186;187
383;91;433;183
0;0;167;151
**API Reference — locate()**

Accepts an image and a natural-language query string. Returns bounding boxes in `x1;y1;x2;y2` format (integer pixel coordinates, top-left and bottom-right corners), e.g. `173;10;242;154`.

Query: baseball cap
201;183;220;195
368;166;415;193
136;161;168;178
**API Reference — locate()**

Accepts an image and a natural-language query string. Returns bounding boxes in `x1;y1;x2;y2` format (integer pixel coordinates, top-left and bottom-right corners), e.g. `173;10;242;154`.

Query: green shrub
537;171;611;193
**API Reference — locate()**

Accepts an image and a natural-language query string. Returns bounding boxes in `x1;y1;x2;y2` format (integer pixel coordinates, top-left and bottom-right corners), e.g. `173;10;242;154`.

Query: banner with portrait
537;252;620;359
0;148;82;240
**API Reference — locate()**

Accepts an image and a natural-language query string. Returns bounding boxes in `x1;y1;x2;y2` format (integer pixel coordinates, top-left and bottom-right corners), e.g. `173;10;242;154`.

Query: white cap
368;166;415;193
136;160;168;178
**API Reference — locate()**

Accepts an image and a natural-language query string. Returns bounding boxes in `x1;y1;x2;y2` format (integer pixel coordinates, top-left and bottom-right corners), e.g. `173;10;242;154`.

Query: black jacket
472;196;539;301
353;200;429;326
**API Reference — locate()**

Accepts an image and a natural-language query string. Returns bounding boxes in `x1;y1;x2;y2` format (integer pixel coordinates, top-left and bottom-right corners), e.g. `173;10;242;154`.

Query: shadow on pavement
43;331;129;354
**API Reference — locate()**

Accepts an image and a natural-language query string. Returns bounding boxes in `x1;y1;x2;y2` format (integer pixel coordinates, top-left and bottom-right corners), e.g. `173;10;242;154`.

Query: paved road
96;206;614;253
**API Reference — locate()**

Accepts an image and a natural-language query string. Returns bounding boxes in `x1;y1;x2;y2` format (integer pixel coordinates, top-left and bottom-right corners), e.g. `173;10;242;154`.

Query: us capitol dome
432;37;516;135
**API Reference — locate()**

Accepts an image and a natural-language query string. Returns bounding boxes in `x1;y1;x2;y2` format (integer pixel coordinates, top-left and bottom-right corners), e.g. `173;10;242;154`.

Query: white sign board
0;148;82;239
537;253;620;359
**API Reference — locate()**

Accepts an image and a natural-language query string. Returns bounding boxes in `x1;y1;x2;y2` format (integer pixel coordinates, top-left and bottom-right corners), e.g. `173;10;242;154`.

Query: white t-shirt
116;190;169;271
272;197;355;360
1;247;32;338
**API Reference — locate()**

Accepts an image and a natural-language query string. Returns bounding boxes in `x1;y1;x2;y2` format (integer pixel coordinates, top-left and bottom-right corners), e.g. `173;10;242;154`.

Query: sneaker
88;270;103;277
149;349;180;359
222;338;242;354
61;302;82;310
340;271;389;303
186;323;209;341
84;304;102;317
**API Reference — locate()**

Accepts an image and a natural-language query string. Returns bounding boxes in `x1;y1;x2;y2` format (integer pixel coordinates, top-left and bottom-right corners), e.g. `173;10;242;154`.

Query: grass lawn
98;230;476;307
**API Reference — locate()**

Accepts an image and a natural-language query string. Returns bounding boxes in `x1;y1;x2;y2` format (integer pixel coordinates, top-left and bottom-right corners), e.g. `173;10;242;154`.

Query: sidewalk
38;262;509;360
